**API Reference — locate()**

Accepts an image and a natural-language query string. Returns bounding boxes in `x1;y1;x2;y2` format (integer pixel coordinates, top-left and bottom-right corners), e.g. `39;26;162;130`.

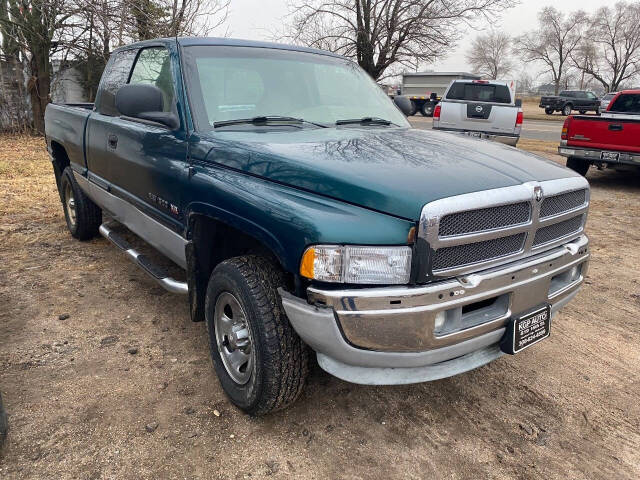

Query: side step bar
99;223;189;295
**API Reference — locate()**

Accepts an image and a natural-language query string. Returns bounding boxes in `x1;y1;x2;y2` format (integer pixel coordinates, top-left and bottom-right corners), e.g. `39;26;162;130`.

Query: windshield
182;46;409;130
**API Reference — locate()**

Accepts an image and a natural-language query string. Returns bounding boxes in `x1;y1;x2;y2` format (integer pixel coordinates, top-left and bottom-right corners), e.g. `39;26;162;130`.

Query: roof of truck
113;37;345;59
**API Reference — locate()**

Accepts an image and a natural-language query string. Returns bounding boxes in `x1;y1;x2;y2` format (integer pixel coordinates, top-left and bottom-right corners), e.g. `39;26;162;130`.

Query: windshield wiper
335;117;395;126
213;116;326;129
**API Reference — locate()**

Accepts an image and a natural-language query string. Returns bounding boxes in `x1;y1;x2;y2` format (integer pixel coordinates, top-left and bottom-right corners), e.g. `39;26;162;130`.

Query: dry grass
0;135;61;259
517;138;560;156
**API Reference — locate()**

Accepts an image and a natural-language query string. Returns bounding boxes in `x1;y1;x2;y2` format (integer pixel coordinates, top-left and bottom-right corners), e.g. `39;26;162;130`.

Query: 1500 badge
148;192;179;216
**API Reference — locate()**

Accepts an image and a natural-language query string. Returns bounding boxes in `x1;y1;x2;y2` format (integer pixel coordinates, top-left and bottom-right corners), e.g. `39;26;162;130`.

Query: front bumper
558;146;640;167
280;235;589;385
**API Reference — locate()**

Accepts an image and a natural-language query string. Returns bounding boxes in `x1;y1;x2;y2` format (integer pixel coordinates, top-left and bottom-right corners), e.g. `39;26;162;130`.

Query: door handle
108;134;118;149
608;124;623;131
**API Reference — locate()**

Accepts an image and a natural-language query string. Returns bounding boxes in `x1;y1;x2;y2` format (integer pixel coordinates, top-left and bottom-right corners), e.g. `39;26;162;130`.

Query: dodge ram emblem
475;105;483;113
534;186;543;202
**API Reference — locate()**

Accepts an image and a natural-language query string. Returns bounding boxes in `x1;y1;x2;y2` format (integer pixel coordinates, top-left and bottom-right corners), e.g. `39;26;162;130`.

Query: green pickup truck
44;37;591;415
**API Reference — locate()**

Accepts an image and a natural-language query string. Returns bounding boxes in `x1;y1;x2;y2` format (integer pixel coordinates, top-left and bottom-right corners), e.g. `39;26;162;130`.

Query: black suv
539;90;601;115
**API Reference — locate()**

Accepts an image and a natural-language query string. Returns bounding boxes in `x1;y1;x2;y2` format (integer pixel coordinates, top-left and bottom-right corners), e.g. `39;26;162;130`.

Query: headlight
300;245;412;284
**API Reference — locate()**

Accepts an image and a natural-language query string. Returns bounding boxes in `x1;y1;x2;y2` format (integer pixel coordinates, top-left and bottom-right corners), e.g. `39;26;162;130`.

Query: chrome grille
419;178;590;276
540;189;587;218
439;202;531;237
432;233;526;271
533;215;584;246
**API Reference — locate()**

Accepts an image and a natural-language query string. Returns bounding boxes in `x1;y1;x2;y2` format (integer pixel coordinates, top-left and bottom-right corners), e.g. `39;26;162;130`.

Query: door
93;46;188;233
585;91;599;109
86;48;138;184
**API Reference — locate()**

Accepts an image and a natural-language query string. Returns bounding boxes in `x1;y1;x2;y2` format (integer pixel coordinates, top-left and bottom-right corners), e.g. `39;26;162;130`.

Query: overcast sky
222;0;611;76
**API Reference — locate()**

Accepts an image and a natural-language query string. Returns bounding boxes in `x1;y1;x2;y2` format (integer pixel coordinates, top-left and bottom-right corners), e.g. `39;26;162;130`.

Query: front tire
566;157;590;176
205;256;308;415
544;107;554;115
59;167;102;240
562;104;573;116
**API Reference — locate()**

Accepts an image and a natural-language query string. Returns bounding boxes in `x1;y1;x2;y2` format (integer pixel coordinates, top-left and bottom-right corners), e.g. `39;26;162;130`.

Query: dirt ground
1;135;639;479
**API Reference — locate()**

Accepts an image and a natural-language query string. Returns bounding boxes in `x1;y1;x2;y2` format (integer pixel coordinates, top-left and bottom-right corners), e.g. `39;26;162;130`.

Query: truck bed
44;103;93;170
565;114;640;154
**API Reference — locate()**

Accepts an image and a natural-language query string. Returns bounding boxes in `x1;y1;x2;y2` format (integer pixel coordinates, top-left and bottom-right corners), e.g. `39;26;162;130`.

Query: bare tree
0;0;230;130
465;30;513;79
126;0;229;40
0;0;82;133
572;2;640;93
285;0;516;80
516;70;535;95
514;7;587;95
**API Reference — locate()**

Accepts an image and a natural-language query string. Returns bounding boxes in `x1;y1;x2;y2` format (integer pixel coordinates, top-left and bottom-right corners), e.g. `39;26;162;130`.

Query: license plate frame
500;305;551;355
600;151;620;162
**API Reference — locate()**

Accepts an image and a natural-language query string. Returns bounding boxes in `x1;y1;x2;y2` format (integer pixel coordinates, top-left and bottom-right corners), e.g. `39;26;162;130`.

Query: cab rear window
446;82;511;104
608;94;640;114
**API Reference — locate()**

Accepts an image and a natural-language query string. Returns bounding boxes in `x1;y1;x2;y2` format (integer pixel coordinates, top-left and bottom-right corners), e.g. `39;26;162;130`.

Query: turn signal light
561;117;571;140
433;105;441;119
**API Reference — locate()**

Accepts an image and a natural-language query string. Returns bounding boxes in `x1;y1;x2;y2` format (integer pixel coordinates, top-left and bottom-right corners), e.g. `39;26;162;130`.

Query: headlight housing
300;245;412;284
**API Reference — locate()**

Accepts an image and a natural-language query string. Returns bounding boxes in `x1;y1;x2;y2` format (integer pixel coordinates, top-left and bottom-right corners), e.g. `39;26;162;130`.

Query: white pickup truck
433;79;523;146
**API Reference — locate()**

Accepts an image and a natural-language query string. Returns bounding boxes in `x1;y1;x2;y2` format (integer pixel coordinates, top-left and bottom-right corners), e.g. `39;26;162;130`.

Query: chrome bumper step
99;223;188;295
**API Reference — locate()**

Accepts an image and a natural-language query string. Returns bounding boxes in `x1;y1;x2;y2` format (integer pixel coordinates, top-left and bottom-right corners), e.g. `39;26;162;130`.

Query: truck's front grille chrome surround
419;177;590;277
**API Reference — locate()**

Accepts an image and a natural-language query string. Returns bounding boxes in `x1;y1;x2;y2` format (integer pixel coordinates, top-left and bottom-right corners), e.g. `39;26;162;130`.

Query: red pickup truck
559;90;640;176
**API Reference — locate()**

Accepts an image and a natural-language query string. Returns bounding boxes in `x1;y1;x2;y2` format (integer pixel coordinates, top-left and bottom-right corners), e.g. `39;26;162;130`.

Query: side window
129;47;175;113
96;49;137;116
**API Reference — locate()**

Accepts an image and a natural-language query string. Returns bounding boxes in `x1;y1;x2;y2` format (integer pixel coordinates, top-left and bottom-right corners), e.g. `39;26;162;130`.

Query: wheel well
185;214;294;322
50;141;70;192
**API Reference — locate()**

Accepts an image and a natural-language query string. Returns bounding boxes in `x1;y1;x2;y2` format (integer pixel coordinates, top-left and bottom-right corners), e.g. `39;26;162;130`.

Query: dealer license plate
500;305;551;355
600;151;620;161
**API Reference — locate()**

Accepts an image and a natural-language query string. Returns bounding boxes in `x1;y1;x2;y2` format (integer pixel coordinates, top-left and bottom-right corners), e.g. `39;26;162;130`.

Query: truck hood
202;127;577;220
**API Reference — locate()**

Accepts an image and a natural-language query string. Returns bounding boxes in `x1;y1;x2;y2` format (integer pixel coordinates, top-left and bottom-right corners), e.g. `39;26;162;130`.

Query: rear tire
562;104;573;116
579;110;586;115
544;107;554;115
408;100;417;116
566;157;590;176
205;255;308;415
59;167;102;240
420;103;434;117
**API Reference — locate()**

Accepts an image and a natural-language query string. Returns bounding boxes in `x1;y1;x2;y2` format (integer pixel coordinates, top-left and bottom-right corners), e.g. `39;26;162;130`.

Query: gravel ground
0;135;639;479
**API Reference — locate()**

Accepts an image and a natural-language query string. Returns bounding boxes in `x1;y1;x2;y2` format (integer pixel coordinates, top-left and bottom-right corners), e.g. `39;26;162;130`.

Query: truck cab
432;79;523;146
